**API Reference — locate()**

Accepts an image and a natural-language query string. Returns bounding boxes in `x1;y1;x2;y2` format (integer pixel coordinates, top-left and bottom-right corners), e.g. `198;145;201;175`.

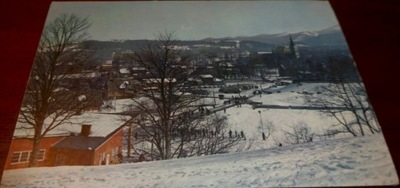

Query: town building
5;113;129;170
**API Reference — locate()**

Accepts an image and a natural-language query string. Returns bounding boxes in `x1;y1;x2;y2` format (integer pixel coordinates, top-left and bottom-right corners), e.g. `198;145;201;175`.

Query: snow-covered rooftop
119;68;131;74
200;74;213;78
131;67;146;71
144;78;177;83
14;113;129;138
61;72;101;79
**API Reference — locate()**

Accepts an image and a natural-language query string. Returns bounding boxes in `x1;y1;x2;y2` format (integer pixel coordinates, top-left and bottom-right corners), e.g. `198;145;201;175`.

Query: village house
199;74;214;85
106;78;135;99
119;67;131;78
5;113;129;170
100;59;113;73
143;78;177;91
131;66;147;78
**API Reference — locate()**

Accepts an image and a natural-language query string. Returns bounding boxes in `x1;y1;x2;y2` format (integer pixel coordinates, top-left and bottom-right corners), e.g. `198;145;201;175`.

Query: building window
10;150;46;164
20;152;29;162
11;153;20;163
37;150;45;161
111;147;119;158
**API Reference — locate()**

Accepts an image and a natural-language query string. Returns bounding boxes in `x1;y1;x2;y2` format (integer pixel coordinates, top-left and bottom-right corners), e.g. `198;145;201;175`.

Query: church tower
289;35;299;59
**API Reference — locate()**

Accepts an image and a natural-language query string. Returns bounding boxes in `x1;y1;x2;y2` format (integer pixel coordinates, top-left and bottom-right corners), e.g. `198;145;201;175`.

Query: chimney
81;124;92;137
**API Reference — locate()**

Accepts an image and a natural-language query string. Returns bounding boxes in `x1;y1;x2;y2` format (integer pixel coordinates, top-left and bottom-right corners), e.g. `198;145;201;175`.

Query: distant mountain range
86;25;348;59
202;25;347;47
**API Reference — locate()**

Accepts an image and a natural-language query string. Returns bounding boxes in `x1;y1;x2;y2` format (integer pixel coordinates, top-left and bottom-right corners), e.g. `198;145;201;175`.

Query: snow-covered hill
202;25;346;46
2;134;398;187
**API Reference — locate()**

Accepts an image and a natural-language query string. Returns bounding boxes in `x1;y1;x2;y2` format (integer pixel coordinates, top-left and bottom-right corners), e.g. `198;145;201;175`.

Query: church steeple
289;35;296;56
289;35;294;46
289;35;298;59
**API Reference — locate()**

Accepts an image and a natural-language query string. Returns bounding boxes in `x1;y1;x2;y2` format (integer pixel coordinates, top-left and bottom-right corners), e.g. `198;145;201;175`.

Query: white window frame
10;149;46;164
37;149;46;161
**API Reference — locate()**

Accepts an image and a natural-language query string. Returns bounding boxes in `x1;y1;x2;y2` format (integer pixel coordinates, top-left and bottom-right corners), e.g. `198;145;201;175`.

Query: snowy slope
2;134;398;187
221;105;342;149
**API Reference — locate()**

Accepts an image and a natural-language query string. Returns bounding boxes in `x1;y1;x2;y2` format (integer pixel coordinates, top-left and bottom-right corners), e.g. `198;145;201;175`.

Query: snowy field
2;134;398;187
220;105;343;150
101;83;355;151
213;82;372;150
3;82;397;187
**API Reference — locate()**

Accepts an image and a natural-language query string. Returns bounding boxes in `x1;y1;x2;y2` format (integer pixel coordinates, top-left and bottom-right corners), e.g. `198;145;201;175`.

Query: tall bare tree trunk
165;121;171;159
127;124;132;158
19;14;92;167
29;122;43;167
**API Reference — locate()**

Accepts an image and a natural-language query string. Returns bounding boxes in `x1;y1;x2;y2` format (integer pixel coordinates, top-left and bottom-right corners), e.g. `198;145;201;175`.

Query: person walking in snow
240;131;246;140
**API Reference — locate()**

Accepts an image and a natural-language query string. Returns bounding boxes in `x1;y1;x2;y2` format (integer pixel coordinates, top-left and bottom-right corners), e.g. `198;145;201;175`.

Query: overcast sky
46;1;339;41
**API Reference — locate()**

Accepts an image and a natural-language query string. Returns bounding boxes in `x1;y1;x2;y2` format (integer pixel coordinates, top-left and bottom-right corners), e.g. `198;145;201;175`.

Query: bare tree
257;118;274;141
175;114;241;157
282;122;314;145
18;14;92;167
310;81;380;137
123;31;239;160
127;113;240;161
305;57;380;137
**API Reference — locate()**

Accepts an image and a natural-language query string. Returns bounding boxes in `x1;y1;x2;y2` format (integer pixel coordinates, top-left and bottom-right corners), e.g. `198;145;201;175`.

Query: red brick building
5;113;128;170
6;137;65;169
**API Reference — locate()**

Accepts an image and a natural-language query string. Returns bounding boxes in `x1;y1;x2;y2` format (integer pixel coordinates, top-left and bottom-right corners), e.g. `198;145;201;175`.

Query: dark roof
52;136;106;150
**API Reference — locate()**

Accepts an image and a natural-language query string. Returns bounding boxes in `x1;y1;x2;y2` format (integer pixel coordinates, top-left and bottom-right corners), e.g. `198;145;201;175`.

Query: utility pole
213;91;216;108
259;110;266;140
